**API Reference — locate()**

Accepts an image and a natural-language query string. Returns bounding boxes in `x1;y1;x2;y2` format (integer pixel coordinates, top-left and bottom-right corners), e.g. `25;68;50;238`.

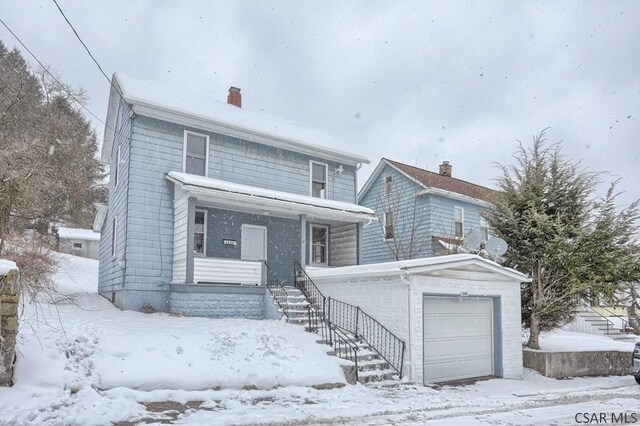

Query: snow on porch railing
193;257;262;285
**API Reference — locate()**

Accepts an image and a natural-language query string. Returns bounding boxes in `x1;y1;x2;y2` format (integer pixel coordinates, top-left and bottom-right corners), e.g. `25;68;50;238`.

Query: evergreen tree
485;131;640;349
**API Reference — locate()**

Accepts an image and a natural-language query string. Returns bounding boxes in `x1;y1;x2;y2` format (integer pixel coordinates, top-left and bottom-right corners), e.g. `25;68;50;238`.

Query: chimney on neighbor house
227;86;242;108
439;161;452;177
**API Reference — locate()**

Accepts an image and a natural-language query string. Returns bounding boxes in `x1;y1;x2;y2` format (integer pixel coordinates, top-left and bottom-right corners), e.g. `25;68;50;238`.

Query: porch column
186;197;196;284
300;214;307;266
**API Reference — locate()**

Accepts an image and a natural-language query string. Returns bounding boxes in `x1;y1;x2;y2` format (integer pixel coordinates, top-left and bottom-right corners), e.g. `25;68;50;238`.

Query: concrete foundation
523;348;633;378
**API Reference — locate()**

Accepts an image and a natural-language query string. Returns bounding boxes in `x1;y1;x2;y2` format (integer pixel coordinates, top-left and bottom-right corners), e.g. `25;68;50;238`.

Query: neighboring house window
73;242;83;249
480;218;489;241
310;161;328;198
111;216;117;256
454;207;464;237
114;146;120;188
383;211;394;240
385;176;393;195
310;225;328;265
184;131;209;176
194;209;207;255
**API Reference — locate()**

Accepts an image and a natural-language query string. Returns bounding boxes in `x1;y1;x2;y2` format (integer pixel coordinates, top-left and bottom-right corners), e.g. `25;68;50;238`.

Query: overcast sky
2;1;639;206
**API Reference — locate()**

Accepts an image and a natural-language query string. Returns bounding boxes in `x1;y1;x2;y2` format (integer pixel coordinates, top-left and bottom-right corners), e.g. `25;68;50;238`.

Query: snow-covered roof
307;254;530;282
102;73;369;166
167;172;376;223
0;259;18;276
57;227;101;242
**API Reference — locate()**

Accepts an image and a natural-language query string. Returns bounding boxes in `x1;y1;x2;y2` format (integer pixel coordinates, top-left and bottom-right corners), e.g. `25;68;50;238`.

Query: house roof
57;227;101;241
358;158;495;205
101;73;369;166
306;253;530;282
166;172;376;223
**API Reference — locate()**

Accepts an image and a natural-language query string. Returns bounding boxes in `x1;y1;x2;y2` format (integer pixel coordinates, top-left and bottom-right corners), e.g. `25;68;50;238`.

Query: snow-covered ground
539;329;636;352
0;253;639;425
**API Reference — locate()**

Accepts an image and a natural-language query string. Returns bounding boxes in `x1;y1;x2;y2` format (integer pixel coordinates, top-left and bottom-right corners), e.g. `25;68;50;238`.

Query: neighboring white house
307;254;529;384
57;227;101;260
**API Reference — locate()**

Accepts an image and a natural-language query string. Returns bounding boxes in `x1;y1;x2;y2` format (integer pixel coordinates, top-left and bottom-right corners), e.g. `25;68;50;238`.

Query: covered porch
167;172;376;288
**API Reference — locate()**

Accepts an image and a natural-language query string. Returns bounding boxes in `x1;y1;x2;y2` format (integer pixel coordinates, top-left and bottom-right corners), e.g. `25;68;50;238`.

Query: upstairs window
384;211;394;240
454;207;464;237
310;161;328;198
385;176;393;195
480;218;489;241
184;131;209;176
111;216;117;256
114;146;120;188
194;209;206;255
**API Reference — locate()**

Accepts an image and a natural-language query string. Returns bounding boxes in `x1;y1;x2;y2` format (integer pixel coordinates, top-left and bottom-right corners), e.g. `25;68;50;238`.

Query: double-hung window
310;161;328;198
310;225;328;265
114;146;120;188
383;211;394;240
194;209;206;255
454;206;464;237
111;216;117;256
480;218;489;241
385;176;393;195
184;131;209;176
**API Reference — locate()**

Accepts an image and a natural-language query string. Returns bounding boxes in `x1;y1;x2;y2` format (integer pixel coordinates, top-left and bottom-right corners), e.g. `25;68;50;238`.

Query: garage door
423;296;493;383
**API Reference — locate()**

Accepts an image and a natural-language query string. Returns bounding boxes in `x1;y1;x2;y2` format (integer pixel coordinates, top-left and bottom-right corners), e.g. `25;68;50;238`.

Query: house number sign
223;239;237;246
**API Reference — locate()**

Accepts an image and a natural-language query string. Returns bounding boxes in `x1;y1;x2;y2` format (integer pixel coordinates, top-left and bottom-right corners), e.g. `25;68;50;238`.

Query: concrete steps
270;285;400;384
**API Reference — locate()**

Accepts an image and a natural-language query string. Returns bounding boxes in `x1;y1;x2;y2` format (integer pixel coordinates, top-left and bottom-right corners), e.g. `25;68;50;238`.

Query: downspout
400;269;412;381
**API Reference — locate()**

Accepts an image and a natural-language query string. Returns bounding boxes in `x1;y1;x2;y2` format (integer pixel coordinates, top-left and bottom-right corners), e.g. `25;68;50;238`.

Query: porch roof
166;172;377;223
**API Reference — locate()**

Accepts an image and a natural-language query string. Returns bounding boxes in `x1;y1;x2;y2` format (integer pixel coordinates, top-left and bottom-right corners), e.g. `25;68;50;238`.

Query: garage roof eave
307;254;531;283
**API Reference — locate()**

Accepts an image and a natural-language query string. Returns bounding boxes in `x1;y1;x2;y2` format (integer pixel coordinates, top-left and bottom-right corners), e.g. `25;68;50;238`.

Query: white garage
308;254;529;384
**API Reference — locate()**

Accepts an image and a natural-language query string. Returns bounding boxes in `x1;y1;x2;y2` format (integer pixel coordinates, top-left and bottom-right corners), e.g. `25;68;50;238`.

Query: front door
241;225;267;261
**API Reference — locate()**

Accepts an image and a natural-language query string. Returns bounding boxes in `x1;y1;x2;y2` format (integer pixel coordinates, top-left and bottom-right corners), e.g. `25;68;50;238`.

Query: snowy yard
0;254;639;425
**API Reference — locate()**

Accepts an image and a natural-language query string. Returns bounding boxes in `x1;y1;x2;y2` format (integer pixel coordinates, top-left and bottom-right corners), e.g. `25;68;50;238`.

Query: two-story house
358;158;494;264
97;73;375;318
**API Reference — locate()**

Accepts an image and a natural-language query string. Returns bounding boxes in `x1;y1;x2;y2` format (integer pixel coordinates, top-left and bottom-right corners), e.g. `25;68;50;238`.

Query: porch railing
294;260;405;379
264;262;290;320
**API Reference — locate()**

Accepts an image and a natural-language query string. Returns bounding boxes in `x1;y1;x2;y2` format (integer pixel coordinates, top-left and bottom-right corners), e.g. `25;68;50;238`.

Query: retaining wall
0;268;19;386
523;348;632;378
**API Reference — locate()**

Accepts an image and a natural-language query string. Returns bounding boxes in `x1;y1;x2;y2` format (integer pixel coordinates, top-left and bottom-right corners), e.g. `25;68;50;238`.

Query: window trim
309;160;329;199
111;216;117;257
454;206;464;238
480;217;489;241
384;175;393;195
183;130;210;177
309;224;329;266
383;211;395;241
114;146;120;189
194;208;207;256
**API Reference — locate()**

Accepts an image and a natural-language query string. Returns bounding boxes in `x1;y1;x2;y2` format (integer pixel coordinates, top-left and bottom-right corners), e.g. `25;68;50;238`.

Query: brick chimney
439;161;452;177
227;86;241;108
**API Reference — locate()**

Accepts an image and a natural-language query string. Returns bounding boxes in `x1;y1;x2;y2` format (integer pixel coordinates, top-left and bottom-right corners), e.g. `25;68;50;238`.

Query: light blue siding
99;110;360;312
359;163;489;264
98;89;131;302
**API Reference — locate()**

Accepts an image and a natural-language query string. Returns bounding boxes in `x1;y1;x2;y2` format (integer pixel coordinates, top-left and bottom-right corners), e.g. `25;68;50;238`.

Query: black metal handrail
307;304;359;382
294;260;405;379
596;304;633;334
577;298;631;335
328;297;405;378
294;260;326;316
264;262;290;320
